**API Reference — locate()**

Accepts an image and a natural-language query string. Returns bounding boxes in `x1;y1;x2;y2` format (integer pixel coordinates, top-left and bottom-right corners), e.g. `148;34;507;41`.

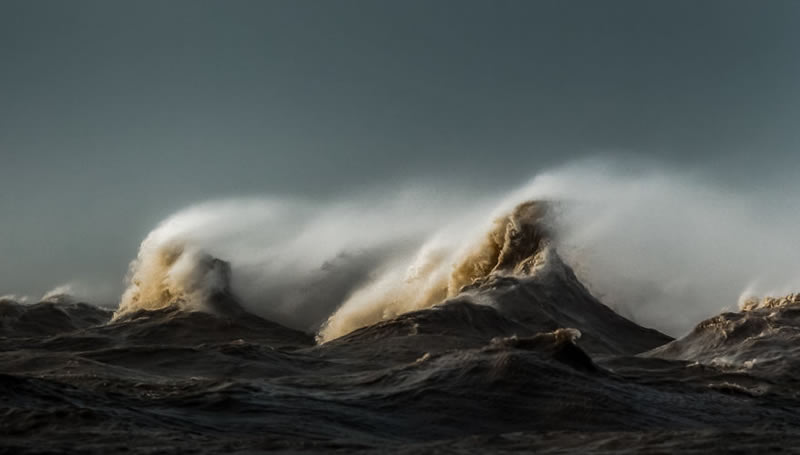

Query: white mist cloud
511;160;800;335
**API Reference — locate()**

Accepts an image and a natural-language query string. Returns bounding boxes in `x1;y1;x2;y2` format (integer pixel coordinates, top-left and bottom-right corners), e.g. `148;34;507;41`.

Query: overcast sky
2;0;799;300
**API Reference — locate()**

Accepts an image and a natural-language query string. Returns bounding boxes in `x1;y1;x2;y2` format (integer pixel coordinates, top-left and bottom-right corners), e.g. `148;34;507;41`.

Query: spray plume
113;160;800;339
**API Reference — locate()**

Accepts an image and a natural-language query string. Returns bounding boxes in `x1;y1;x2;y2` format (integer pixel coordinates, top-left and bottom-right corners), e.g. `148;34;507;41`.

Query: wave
110;193;481;332
317;200;552;341
0;299;112;338
7;162;800;454
98;160;800;341
647;292;800;374
111;198;554;342
115;244;239;320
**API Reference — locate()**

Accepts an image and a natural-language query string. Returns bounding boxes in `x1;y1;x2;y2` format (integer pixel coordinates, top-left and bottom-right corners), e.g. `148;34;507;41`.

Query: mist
513;160;800;335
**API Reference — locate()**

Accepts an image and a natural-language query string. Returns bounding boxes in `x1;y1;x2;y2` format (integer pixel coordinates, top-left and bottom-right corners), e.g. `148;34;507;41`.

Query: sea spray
114;160;800;339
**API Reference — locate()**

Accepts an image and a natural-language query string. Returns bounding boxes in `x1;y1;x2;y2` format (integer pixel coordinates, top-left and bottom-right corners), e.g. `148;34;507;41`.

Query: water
4;242;800;453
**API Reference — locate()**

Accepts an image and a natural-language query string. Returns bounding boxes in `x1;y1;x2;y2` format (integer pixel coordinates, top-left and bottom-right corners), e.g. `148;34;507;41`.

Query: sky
1;0;799;302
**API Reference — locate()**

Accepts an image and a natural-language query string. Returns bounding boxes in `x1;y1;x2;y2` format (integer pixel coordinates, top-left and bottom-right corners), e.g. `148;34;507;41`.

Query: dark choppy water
3;255;800;453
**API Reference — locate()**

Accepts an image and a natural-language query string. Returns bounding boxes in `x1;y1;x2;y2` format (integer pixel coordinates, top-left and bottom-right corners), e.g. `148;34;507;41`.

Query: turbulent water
4;170;800;453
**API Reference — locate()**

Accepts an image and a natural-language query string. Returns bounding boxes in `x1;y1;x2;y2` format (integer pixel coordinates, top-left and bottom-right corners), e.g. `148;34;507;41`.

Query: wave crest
317;201;553;342
114;239;237;321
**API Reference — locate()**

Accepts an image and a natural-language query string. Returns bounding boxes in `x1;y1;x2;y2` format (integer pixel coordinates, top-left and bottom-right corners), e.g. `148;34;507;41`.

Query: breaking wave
110;160;800;340
111;192;491;333
115;244;236;319
113;195;554;341
317;201;552;341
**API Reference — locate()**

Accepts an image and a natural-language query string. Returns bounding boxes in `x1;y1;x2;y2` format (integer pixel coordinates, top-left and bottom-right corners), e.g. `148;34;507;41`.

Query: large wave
317;200;553;341
112;160;800;339
112;191;496;332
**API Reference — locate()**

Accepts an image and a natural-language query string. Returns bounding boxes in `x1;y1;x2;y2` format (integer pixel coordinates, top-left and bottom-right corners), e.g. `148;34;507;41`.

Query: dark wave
3;203;800;453
0;299;111;338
